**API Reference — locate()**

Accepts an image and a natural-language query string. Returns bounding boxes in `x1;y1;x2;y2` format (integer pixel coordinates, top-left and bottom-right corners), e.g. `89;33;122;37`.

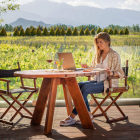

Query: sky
1;0;140;11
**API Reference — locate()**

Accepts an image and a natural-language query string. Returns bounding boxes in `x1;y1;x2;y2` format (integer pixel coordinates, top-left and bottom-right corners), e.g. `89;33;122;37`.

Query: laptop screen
57;52;76;70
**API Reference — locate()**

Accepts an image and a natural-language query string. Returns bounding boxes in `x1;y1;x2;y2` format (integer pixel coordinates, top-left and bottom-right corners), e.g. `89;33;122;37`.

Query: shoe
60;116;76;126
75;115;94;125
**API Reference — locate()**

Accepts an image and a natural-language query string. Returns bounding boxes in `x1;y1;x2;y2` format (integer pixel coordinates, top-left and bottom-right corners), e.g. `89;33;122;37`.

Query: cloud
118;0;140;10
49;0;100;8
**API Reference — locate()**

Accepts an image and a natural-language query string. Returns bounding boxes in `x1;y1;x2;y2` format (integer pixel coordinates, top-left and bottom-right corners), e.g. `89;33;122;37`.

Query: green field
0;35;140;100
1;35;140;46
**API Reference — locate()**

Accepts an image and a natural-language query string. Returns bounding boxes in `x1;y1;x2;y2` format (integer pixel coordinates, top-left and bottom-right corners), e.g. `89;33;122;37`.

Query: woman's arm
80;55;96;69
106;69;119;77
106;52;124;78
105;68;119;77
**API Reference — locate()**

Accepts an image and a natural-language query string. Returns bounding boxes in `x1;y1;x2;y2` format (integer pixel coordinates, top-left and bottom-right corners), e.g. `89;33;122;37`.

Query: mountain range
10;18;52;29
2;0;140;28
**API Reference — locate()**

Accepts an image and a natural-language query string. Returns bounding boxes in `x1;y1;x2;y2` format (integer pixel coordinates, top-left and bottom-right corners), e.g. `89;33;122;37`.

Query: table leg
44;78;59;135
31;78;51;125
65;77;94;129
61;79;73;116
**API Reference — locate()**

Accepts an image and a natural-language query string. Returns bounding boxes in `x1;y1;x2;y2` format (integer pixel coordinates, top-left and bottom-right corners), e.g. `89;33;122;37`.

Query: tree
124;27;129;35
0;0;19;23
72;27;78;36
0;27;7;36
84;28;90;35
108;28;113;35
31;27;36;36
42;27;48;36
79;27;84;36
77;24;98;31
97;27;102;34
103;28;108;33
36;27;41;36
30;25;34;30
48;24;68;31
25;28;31;36
113;28;119;35
60;27;65;36
55;27;61;36
66;27;72;36
8;25;13;31
91;28;95;35
19;28;25;36
13;28;19;36
119;29;124;35
38;25;43;31
49;27;55;36
14;25;23;31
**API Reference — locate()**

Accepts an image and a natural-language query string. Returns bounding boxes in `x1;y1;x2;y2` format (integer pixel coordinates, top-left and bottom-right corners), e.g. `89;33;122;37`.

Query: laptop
57;52;84;71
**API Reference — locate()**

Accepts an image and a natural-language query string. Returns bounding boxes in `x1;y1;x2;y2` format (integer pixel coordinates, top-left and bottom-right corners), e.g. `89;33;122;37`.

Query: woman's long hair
94;32;111;63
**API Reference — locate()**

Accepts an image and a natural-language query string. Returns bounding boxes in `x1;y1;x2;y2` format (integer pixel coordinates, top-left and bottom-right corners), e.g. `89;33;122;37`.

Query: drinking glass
46;53;52;69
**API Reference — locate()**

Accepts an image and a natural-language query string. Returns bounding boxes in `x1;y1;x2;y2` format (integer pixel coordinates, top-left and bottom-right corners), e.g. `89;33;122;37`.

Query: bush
25;28;31;36
66;27;72;36
91;28;95;35
84;28;90;35
42;27;48;36
31;27;36;36
113;28;119;35
13;28;19;36
55;27;61;36
0;28;7;36
124;27;129;35
119;29;124;35
60;27;65;36
103;28;108;33
108;28;113;35
97;27;102;34
49;28;55;36
72;27;78;36
19;28;25;36
79;27;84;36
36;27;42;36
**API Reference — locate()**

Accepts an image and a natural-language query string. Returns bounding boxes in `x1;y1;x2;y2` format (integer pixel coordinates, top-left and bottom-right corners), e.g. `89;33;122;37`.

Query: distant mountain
9;18;52;29
2;0;140;27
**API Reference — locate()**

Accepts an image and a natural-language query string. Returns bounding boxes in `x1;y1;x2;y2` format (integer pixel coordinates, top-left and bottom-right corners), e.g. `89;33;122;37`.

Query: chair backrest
122;60;128;77
0;68;21;78
0;62;21;78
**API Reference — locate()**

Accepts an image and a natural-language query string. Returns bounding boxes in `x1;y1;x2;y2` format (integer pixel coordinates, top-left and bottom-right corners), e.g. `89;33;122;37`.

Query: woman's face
96;38;109;51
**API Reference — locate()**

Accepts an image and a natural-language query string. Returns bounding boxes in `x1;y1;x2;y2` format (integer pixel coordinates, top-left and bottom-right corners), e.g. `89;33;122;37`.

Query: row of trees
0;24;139;33
0;26;129;36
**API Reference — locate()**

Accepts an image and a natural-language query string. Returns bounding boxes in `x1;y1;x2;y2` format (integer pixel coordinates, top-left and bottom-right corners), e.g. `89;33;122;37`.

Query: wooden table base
31;77;94;135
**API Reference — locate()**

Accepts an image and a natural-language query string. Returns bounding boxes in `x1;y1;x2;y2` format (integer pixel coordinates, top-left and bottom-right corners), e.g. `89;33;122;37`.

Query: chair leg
105;92;128;123
91;92;128;123
9;92;34;122
103;92;123;113
91;95;110;122
91;93;110;116
0;119;13;125
0;94;23;119
109;96;126;117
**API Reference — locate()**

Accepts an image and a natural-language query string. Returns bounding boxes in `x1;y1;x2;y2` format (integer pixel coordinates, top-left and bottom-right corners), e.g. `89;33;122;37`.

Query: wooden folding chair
0;62;38;125
88;60;129;123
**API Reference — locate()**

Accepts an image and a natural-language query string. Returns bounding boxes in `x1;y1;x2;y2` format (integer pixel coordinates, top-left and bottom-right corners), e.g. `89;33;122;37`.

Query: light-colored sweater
91;48;124;95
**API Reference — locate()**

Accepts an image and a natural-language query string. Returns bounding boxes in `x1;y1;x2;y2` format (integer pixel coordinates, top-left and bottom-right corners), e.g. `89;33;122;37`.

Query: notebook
57;52;83;71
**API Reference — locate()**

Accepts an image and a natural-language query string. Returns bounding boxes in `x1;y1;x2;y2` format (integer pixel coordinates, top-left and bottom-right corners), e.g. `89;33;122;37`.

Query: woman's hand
105;68;113;76
80;63;88;68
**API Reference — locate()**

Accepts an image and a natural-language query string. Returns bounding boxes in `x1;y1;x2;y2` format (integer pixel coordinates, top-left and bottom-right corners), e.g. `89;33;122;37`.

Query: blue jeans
72;80;104;115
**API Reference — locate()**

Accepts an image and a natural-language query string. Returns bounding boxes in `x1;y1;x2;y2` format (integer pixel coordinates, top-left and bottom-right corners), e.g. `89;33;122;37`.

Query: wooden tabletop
14;69;106;78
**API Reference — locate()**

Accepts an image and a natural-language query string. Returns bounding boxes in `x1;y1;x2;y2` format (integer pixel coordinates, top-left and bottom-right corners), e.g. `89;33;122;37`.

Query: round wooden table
14;69;105;135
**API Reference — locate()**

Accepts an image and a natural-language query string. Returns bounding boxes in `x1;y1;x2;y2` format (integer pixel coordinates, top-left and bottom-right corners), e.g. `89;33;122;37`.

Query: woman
60;32;124;126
